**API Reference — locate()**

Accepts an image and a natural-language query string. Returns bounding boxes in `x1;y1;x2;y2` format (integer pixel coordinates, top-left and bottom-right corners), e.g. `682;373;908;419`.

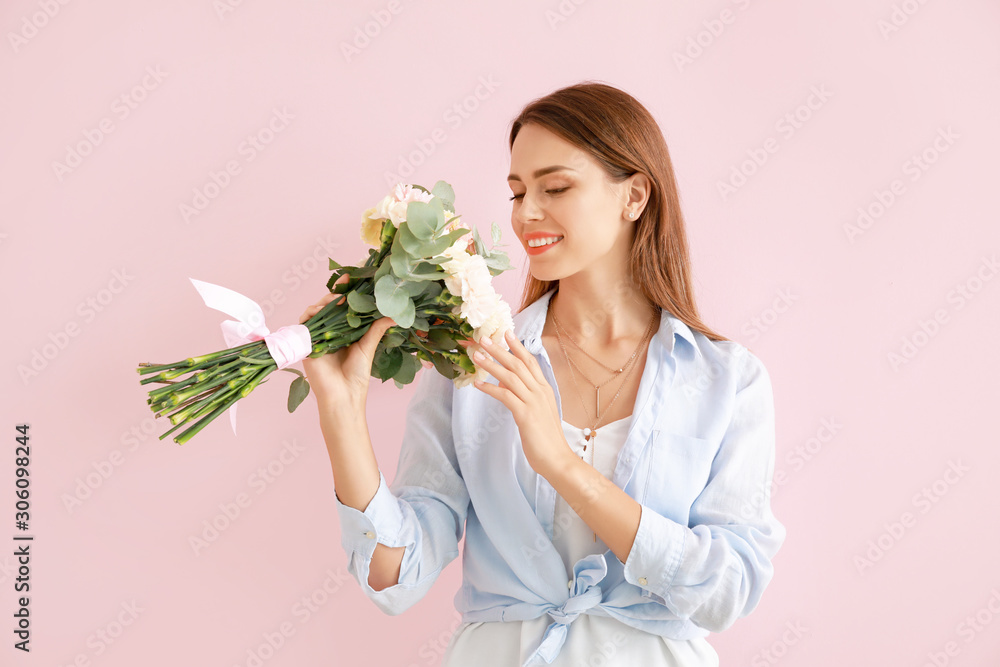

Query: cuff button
638;576;648;586
364;531;375;539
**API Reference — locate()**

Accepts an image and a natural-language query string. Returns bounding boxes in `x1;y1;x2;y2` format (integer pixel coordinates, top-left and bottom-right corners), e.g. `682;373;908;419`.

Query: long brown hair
507;81;730;343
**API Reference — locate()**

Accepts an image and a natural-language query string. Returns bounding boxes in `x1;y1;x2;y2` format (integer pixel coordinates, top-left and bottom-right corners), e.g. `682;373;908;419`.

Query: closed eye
508;187;568;202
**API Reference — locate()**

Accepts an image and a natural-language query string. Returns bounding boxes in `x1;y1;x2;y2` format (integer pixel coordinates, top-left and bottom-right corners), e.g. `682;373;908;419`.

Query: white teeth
527;236;563;248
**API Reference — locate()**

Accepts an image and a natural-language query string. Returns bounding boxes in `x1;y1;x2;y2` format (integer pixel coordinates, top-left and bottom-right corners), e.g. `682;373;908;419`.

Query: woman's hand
298;274;396;408
458;330;572;477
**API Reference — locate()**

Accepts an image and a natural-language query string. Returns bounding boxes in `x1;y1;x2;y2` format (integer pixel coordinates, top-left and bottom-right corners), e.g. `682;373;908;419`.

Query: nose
514;193;543;224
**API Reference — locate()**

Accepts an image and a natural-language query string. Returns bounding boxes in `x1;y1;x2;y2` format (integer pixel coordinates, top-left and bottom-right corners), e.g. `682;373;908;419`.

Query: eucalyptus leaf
430;353;458;380
374;274;410;317
427;328;457;350
374;346;404;380
347;290;377;313
396;222;424;256
383;331;407;349
491;221;501;244
346;312;361;328
431;180;456;211
484;252;516;276
393;351;421;385
390;250;414;280
473;225;487;257
392;298;416;328
287;376;310;413
405;200;440;240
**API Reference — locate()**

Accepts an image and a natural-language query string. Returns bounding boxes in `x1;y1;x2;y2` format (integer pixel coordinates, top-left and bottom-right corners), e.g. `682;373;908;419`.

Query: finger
501;329;547;386
358;316;397;360
471;347;527;401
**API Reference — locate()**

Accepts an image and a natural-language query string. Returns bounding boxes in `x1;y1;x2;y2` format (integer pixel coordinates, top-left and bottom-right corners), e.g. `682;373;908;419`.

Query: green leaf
405;200;442;240
431;180;456;211
390;248;415;280
484;250;515;276
328;258;343;270
393;299;416;328
374;274;410;317
382;331;407;349
373;347;404;380
491;221;501;245
393;352;421;385
401;278;430;296
427;328;457;350
287;376;310;413
347;290;377;313
430;353;458;380
472;225;487;257
396;222;425;256
346;311;361;328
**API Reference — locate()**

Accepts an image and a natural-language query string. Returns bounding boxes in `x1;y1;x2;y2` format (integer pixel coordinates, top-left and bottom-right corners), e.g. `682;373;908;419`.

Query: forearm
319;396;405;591
540;452;642;566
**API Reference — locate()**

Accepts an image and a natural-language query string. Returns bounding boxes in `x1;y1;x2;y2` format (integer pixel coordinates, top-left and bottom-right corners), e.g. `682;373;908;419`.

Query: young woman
299;82;785;667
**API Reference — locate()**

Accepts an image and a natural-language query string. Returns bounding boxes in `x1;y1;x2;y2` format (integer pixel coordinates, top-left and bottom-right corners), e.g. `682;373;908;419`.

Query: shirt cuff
334;470;405;557
623;503;688;597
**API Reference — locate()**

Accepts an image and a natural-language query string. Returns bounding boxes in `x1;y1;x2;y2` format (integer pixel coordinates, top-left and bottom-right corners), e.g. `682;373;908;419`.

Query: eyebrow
507;165;576;182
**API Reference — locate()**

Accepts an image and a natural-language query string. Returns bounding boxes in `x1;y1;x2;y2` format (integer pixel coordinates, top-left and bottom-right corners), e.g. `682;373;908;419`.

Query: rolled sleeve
623;504;687;599
623;348;786;631
335;470;404;556
332;368;470;616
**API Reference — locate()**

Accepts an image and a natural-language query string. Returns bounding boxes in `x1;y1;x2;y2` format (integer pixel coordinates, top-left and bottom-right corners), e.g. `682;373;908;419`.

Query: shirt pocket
640;431;719;527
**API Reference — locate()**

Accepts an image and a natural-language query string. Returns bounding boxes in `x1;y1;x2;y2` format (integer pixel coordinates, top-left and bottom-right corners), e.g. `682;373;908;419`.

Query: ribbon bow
522;553;609;666
189;278;313;435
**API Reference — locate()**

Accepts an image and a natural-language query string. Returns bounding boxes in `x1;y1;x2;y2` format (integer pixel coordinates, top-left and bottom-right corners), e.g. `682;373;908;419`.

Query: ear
625;172;651;215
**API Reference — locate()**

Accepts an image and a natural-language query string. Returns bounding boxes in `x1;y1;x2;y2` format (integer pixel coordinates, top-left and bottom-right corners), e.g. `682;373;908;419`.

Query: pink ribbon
189;278;313;435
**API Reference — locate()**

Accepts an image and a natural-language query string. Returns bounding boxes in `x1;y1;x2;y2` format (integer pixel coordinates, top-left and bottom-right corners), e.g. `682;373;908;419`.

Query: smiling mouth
526;236;564;248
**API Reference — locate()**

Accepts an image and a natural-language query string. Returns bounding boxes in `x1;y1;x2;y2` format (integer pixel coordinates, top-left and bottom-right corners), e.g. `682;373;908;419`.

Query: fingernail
480;336;492;346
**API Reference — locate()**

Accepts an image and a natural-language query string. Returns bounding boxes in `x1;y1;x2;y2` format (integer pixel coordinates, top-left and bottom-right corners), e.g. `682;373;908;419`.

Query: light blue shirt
335;287;786;666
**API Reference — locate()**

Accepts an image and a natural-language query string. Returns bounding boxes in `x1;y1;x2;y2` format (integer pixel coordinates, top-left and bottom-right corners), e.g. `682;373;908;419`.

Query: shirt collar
513;288;702;361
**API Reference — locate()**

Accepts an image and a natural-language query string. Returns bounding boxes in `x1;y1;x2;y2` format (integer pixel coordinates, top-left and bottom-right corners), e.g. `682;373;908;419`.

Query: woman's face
507;123;633;283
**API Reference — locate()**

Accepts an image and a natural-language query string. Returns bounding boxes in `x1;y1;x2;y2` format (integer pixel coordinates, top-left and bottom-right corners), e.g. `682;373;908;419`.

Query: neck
547;281;659;348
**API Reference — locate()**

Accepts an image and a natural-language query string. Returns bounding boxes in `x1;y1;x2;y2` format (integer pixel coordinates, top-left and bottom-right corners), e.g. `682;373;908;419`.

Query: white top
441;415;720;667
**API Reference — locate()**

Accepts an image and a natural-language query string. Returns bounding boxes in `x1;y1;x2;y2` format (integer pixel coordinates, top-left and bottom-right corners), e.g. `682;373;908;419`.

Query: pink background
3;1;999;665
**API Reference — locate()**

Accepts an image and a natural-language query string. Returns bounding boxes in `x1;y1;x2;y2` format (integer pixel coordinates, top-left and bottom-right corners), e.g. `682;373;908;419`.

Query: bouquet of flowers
137;181;515;445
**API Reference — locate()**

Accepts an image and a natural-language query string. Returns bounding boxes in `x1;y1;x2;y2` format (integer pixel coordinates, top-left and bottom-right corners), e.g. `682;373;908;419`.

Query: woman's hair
507;80;730;343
